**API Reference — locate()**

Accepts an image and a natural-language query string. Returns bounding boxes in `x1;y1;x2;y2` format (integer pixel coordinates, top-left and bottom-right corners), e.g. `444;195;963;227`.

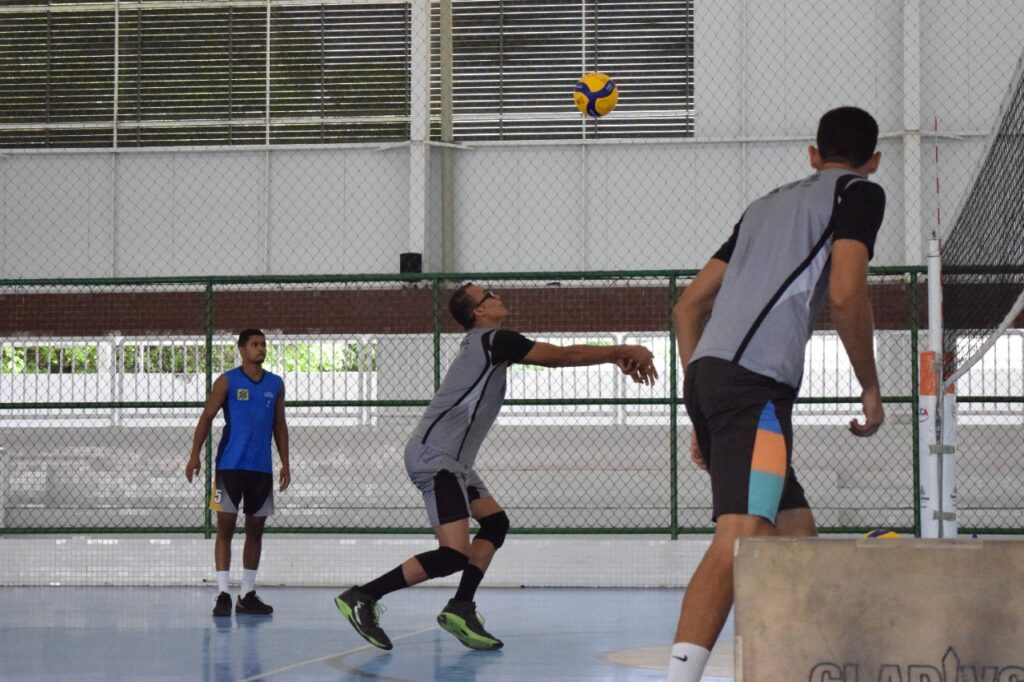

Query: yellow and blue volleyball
573;72;618;117
864;528;900;539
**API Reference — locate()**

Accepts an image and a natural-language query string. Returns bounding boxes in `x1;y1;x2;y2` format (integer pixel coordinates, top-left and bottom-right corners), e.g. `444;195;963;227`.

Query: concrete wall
3;407;1022;531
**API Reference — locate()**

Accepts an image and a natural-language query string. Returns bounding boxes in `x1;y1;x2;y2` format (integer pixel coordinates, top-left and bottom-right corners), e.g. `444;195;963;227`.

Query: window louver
0;1;692;148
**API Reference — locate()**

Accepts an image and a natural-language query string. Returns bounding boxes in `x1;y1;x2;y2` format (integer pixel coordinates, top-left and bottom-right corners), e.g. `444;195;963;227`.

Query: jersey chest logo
236;388;249;401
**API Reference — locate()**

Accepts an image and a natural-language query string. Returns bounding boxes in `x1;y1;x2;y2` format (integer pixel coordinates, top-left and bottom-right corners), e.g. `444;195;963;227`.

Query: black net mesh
941;53;1024;380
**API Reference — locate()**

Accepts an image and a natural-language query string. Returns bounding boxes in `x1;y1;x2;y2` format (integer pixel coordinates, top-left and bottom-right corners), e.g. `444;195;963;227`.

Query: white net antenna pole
919;239;958;538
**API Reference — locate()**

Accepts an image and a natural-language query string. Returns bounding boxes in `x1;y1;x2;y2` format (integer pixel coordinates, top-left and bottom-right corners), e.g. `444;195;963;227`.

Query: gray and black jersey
691;168;886;391
408;327;535;469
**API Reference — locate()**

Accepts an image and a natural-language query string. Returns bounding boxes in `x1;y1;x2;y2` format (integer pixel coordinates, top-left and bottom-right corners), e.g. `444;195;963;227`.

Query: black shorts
405;444;493;527
210;469;274;517
684;357;809;524
419;469;489;526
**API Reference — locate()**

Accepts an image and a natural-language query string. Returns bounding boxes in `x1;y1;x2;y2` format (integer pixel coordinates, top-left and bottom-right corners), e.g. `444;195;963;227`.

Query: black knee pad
415;546;469;579
475;511;510;549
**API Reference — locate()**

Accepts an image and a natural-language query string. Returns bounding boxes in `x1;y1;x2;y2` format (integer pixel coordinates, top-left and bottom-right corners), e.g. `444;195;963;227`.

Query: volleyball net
921;48;1024;538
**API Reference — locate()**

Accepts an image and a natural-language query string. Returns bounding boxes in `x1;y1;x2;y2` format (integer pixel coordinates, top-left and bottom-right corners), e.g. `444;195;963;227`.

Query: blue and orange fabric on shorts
748;401;788;523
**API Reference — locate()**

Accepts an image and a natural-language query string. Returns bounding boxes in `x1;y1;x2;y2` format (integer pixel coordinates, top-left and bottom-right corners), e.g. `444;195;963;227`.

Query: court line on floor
237;627;436;682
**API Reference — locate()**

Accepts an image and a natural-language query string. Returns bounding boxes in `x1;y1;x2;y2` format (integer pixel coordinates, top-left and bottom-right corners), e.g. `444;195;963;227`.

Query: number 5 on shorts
209;481;224;512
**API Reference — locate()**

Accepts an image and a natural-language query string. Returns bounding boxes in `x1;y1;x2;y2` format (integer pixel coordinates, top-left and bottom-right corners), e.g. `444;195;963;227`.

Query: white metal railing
0;335;377;426
954;331;1024;425
1;331;1021;427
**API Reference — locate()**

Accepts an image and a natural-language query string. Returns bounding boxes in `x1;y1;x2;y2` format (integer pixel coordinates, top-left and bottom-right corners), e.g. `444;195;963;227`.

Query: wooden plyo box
734;538;1024;681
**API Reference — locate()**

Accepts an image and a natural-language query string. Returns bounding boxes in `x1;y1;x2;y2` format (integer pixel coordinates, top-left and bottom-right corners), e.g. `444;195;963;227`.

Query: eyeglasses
473;289;496;309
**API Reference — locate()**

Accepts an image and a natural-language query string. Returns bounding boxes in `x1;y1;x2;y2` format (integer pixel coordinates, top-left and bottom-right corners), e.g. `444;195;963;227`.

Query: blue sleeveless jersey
216;367;284;473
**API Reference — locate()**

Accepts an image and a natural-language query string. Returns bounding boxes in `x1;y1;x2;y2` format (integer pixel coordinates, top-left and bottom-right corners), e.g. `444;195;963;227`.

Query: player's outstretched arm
185;374;228;483
273;385;290;491
521;342;658;385
672;258;726;369
830;238;884;437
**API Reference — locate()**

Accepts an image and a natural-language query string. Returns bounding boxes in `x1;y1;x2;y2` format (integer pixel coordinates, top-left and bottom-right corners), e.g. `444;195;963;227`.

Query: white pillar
97;337;116;427
902;0;924;264
263;0;273;273
407;0;431;260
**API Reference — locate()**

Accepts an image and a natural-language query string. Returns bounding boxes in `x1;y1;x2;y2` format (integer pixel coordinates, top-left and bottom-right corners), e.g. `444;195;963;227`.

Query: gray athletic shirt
691;168;886;391
409;327;535;466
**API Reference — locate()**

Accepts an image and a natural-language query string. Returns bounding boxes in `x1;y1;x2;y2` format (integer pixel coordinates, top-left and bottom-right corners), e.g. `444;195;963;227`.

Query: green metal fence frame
1;266;1017;537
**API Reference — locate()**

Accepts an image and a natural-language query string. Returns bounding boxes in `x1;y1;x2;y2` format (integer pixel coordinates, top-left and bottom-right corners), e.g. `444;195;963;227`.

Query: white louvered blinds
117;6;268;147
0;8;116;147
269;3;411;144
0;1;692;148
434;0;693;141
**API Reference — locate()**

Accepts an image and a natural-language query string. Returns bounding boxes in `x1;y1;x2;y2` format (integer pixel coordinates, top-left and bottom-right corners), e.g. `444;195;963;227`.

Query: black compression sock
361;566;407;600
454;564;485;603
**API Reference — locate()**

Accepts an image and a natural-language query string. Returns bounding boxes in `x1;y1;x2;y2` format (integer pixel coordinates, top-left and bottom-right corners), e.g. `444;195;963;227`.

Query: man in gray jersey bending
668;107;887;681
335;283;657;651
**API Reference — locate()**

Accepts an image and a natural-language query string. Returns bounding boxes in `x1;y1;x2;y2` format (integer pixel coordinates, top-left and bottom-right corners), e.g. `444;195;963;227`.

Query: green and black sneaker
335;587;393;650
437;599;503;650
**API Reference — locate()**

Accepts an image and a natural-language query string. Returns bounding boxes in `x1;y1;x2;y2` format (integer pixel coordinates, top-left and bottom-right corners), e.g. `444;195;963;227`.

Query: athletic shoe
235;590;274;615
212;591;232;617
335;587;393;650
437;599;503;650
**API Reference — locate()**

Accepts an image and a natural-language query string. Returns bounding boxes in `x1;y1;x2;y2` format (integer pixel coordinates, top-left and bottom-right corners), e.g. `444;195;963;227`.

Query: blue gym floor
0;586;735;681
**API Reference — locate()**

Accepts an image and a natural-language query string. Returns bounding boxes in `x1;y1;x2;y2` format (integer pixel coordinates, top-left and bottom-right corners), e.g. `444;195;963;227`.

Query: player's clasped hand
279;465;291;492
617;346;658;385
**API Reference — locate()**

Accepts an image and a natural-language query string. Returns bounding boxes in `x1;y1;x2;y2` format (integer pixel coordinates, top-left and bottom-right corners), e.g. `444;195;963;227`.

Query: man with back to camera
335;283;658;651
668;107;887;680
186;328;291;617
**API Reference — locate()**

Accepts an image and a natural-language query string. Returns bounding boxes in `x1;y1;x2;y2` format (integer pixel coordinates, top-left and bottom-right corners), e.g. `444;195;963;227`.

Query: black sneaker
212;592;232;617
235;590;273;615
334;586;393;650
437;599;503;650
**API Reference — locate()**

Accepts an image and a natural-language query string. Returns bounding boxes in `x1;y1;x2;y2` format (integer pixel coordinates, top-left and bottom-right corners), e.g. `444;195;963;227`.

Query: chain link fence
2;270;1019;535
951;329;1024;533
0;2;1022;276
0;3;1022;536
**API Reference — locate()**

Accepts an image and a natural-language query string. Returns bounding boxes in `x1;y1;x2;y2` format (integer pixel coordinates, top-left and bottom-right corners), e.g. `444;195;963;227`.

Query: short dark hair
237;328;265;346
449;283;478;330
816;107;879;166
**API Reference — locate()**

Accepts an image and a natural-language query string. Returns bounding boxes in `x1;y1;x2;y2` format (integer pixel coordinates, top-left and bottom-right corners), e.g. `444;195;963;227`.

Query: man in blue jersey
186;328;290;617
335;284;658;651
667;107;887;680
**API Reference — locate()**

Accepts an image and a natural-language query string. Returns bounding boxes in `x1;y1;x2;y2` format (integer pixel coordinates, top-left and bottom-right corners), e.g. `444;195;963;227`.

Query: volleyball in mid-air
573;72;618;117
863;528;901;539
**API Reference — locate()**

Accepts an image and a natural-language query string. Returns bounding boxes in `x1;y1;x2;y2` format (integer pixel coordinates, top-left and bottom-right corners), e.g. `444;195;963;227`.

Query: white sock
241;569;257;595
216;571;230;594
667;642;710;682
